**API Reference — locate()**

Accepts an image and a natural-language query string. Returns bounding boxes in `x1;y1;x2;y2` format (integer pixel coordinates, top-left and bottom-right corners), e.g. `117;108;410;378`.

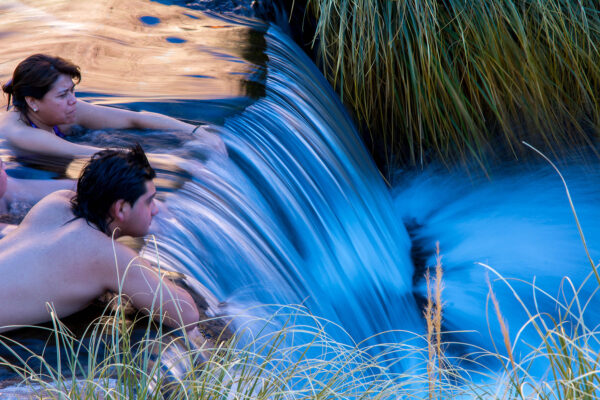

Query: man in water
0;145;199;333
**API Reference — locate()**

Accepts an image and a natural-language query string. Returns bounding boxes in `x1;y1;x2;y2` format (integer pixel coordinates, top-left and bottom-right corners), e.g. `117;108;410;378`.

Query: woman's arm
3;177;75;205
5;124;99;158
0;223;17;239
74;101;227;155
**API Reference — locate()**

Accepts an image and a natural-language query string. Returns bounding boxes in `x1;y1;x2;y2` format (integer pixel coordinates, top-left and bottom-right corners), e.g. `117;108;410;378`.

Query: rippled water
0;0;264;119
1;0;599;383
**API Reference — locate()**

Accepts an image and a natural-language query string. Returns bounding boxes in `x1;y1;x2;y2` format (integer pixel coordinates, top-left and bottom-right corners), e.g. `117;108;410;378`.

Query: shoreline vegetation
2;264;600;399
301;0;600;175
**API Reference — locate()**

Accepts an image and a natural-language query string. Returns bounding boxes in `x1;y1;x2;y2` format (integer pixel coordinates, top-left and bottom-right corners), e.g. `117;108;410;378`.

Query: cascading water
145;22;424;349
140;18;600;373
139;17;600;371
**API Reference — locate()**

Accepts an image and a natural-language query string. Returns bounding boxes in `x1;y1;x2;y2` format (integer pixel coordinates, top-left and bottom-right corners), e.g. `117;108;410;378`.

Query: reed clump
0;303;463;399
304;0;600;172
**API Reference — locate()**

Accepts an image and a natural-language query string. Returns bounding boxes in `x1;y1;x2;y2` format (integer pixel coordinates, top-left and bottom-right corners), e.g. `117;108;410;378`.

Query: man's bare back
0;147;199;333
0;190;116;332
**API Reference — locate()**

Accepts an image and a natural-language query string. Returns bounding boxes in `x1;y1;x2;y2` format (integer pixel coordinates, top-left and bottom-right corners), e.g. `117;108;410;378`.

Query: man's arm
0;223;16;238
104;243;200;330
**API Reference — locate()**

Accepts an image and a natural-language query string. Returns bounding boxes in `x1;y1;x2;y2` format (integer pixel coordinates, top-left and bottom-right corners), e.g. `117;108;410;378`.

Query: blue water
395;164;600;363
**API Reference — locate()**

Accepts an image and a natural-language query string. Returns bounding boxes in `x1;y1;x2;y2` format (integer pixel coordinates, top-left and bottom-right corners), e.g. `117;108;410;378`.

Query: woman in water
0;156;72;236
0;54;226;158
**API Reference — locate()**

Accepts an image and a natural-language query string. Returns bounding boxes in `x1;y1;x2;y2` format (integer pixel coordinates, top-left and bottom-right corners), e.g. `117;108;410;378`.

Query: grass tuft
304;0;600;173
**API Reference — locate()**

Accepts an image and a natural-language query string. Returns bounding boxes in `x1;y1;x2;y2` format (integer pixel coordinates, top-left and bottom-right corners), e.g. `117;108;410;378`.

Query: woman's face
33;74;77;126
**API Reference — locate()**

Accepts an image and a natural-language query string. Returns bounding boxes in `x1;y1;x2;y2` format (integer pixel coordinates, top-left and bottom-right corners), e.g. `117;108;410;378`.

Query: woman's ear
109;199;131;222
24;96;39;113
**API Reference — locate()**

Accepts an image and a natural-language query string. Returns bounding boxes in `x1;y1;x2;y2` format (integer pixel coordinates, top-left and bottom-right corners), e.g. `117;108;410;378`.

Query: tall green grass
304;0;600;172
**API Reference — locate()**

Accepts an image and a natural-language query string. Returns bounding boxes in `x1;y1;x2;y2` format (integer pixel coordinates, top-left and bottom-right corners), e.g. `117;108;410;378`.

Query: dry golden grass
424;242;444;400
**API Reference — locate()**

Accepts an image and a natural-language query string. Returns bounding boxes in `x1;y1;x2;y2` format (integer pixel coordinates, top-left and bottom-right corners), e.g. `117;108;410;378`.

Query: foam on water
394;162;600;361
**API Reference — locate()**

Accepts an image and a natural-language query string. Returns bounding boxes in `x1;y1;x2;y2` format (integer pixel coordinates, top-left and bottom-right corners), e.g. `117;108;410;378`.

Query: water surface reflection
0;0;266;122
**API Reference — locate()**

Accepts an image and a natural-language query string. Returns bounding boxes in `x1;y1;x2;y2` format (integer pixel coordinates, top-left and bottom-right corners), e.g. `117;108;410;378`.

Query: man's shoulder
48;189;76;199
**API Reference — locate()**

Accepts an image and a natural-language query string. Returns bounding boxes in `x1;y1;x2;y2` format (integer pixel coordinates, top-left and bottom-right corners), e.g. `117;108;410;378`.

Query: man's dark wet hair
2;54;81;114
71;144;156;235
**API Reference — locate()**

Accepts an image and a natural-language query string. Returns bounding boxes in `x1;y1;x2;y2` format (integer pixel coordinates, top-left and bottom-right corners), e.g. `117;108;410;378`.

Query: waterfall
149;24;424;349
147;20;600;368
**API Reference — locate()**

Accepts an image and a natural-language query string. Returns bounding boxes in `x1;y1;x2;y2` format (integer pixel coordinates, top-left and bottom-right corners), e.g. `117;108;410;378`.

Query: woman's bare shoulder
44;189;76;202
21;189;75;219
0;110;23;134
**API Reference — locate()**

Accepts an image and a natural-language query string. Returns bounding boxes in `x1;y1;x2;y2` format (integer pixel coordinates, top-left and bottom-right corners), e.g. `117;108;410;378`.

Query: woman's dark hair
2;54;81;114
71;144;156;235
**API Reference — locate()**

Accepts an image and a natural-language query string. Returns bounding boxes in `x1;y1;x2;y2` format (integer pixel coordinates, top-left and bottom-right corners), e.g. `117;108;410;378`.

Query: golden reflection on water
0;0;258;102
